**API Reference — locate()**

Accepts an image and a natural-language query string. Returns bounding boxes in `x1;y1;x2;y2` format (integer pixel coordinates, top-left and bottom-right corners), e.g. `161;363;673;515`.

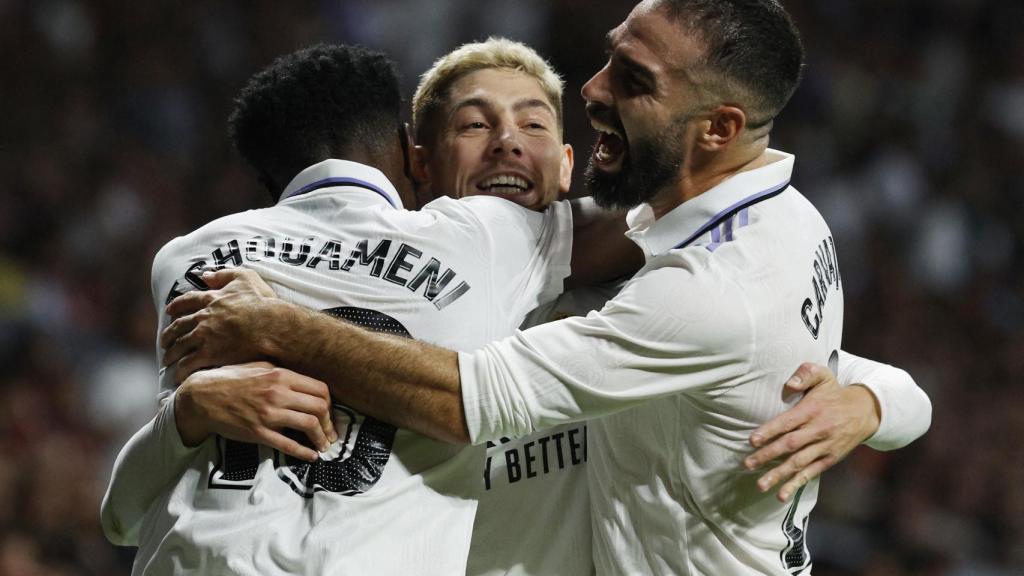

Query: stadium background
1;0;1021;574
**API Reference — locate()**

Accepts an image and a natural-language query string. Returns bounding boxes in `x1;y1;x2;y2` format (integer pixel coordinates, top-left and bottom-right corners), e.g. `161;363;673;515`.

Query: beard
584;114;690;211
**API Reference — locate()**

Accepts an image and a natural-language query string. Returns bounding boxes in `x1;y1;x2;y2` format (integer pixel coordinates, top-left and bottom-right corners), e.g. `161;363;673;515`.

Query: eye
463;121;488;130
524;121;548;131
622;72;648;95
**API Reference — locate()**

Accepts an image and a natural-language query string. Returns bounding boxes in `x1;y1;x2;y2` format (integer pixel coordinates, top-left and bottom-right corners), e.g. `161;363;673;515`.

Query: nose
489;125;523;158
581;62;612;110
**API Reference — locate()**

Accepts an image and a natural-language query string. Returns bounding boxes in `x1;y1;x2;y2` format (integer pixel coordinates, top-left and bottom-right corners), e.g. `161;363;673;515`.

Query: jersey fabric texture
461;150;849;575
467;290;930;575
101;159;572;576
466;281;622;576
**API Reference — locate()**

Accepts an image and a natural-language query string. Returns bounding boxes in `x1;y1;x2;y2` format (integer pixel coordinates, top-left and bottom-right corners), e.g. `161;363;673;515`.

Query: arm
567;197;644;288
162;269;467;443
162;265;749;445
836;350;931;450
100;363;336;545
101;394;200;545
743;352;932;502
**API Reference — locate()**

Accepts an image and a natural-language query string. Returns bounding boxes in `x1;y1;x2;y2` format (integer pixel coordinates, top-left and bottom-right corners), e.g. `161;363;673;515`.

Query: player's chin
480;187;547;211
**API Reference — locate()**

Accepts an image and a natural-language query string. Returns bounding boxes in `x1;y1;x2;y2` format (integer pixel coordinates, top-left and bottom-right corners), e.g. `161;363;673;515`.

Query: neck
648;143;769;219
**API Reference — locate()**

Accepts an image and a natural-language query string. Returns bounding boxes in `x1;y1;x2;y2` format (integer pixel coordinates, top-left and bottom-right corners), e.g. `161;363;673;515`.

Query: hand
744;362;881;502
161;268;279;382
174;362;338;462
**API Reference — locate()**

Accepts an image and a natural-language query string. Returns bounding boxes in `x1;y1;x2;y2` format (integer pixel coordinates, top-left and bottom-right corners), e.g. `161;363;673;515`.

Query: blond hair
412;37;564;143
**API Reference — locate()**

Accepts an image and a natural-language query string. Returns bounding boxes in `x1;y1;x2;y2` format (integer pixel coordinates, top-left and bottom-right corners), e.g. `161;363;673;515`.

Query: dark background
1;1;1022;574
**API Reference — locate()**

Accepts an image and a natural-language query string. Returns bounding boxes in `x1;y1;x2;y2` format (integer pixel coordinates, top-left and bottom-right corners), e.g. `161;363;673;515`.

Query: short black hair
661;0;804;126
228;43;401;196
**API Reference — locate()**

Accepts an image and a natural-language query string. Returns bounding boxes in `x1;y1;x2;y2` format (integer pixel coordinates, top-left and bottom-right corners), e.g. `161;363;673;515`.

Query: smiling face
420;68;572;211
581;1;712;210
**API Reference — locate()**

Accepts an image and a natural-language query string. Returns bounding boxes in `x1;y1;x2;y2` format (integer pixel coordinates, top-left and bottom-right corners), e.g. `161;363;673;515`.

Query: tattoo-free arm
567;197;644;288
258;299;468;444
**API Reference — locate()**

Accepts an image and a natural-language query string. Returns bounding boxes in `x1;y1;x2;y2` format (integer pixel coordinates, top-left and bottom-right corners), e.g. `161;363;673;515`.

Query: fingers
784;362;835;394
280;387;335;446
754;440;832;498
272;410;331;454
257;428;319;463
749;406;812;449
201;268;250;290
774;457;835;503
270;370;336;443
175;351;217;385
166;291;216;319
165;328;201;368
746;424;819;470
161;313;200;350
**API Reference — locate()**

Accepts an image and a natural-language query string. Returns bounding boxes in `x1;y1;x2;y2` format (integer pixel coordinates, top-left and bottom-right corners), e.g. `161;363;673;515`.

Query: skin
166;9;885;500
582;0;769;216
414;68;573;211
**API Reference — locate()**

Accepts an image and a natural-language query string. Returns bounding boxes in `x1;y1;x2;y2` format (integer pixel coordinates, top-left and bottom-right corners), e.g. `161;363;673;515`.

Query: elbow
915;384;933;438
439;407;471;445
99;498;129;546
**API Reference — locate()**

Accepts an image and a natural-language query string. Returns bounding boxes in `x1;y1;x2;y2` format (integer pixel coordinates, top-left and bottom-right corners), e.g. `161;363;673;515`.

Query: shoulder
604;256;753;351
419;196;570;242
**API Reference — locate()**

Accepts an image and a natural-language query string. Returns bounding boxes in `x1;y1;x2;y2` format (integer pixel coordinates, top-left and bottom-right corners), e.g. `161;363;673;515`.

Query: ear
697;105;746;151
409;145;438;208
410;144;431;187
558;144;574;195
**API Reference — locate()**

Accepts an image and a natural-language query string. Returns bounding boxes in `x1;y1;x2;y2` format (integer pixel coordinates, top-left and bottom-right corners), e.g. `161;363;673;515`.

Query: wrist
254;298;298;359
848;384;882;441
174;384;209;447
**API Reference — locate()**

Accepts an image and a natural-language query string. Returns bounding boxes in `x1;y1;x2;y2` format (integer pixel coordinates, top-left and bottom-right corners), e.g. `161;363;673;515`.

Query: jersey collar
278;159;404;209
625;149;794;257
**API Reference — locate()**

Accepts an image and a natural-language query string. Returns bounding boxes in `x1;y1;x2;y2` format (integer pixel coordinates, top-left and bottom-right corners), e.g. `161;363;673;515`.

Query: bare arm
567;197;644;288
162;269;468;444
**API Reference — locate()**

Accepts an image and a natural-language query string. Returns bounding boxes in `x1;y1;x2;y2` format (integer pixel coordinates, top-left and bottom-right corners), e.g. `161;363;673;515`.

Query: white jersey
467;274;930;576
461;150;845;575
467;281;622;576
102;159;572;576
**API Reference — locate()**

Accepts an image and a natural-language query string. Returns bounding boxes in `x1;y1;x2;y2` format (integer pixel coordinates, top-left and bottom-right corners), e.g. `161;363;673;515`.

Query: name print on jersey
168;235;471;310
483;425;587;490
800;235;841;339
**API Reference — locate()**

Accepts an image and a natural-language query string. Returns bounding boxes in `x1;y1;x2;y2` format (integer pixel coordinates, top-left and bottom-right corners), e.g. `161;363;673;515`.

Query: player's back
137;160;572;576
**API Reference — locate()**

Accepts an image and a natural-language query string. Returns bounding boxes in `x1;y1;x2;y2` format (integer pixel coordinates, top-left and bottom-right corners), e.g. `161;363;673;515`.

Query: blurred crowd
0;1;1021;574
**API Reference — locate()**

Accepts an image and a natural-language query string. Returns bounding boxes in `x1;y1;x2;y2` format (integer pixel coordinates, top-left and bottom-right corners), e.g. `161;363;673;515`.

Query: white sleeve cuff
838;351;932;451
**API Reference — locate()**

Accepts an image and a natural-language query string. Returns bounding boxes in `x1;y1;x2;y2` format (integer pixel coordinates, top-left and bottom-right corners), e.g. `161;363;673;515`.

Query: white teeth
590;121;622;139
480;174;529;189
595;145;612;163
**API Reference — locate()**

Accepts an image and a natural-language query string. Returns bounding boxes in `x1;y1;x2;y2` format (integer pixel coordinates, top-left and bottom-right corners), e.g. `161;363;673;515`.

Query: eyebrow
513;98;556;117
449;96;555;117
604;30;656;86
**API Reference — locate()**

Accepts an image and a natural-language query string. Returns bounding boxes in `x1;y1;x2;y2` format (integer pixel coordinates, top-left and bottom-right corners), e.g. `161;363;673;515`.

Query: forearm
837;350;932;450
261;301;468;444
101;394;201;545
568;197;643;287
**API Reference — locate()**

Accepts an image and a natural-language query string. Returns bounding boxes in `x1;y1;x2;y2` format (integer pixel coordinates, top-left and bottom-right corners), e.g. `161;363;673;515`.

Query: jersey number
209;307;411;498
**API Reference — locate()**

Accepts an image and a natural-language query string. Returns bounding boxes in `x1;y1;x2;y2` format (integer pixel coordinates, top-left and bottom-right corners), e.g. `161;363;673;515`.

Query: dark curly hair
661;0;804;127
228;43;402;198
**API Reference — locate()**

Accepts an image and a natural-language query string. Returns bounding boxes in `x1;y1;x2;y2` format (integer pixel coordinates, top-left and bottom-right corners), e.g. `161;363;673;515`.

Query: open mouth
476;173;534;196
591;121;626;173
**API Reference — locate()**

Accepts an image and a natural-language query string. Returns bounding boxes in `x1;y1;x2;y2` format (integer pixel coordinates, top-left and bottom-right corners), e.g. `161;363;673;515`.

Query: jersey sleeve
150;237;186;398
101;239;204;545
100;392;201;545
836;350;932;450
459;264;754;444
